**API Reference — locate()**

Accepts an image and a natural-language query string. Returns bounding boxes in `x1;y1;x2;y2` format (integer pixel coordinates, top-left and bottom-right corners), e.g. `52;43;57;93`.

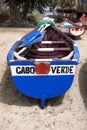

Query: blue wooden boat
7;25;80;108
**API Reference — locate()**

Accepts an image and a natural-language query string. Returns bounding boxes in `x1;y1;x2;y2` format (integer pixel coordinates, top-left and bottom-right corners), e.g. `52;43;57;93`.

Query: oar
18;30;46;55
13;51;27;60
14;24;50;59
19;23;50;48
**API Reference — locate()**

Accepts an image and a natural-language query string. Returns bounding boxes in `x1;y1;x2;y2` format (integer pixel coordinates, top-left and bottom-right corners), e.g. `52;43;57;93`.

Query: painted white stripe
9;58;77;62
10;59;54;62
41;41;52;44
38;48;54;51
10;65;76;76
17;37;22;41
35;59;53;62
41;41;65;44
74;44;78;47
10;60;15;62
72;59;77;62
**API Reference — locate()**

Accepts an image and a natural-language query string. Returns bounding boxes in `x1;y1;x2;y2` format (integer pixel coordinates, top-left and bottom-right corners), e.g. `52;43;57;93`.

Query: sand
0;27;87;130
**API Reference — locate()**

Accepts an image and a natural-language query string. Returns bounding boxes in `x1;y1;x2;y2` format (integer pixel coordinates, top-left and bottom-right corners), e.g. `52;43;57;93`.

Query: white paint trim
38;48;54;51
41;41;52;44
10;65;76;76
17;37;22;41
74;44;78;47
35;59;53;61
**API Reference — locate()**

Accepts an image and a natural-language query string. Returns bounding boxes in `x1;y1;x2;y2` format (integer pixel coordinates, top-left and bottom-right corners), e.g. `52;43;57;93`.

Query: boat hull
69;27;85;37
8;58;79;108
10;61;76;98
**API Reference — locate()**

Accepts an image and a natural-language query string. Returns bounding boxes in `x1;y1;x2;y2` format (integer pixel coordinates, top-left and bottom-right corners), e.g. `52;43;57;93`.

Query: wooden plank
41;41;66;44
30;48;71;52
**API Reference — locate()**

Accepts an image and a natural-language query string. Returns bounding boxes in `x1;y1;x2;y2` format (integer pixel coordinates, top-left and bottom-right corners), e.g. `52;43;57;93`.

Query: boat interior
13;26;74;61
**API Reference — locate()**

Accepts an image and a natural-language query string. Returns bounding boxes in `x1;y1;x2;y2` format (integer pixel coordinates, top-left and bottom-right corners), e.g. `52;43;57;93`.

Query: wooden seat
30;47;71;52
41;41;66;44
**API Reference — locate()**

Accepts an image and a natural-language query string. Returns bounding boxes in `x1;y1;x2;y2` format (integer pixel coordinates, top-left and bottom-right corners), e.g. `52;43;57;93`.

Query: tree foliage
2;0;54;25
77;0;87;12
3;0;53;13
60;0;76;8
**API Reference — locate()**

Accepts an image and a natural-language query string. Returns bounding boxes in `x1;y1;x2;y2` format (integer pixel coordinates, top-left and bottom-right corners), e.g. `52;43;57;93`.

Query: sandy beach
0;27;87;130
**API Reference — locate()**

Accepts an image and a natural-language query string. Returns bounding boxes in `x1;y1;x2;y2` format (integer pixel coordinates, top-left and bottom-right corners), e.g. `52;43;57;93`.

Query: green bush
27;14;37;23
1;10;9;15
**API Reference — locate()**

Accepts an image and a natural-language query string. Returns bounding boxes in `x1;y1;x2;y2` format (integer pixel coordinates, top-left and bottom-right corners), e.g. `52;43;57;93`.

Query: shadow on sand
0;66;64;108
79;62;87;110
65;33;82;40
47;95;65;107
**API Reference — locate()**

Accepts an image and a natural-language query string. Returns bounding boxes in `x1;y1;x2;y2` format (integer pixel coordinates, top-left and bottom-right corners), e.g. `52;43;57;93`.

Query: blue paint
61;21;75;28
19;30;46;48
11;65;75;99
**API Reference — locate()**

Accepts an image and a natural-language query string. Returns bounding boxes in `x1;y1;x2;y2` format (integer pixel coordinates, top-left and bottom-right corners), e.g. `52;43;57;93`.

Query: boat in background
80;14;87;26
58;19;85;37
